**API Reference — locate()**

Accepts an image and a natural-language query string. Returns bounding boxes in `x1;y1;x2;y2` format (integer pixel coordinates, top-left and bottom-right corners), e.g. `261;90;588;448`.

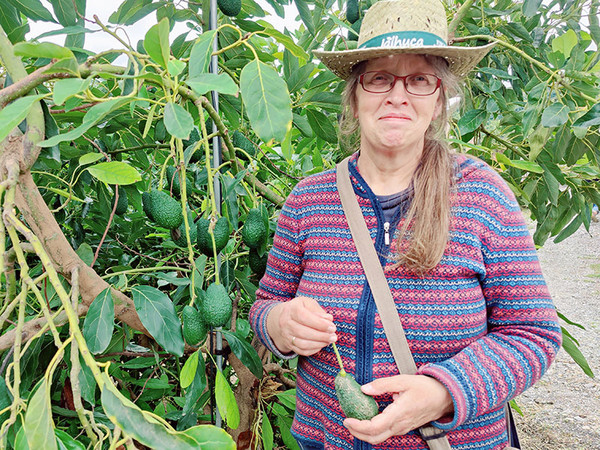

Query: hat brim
313;42;496;79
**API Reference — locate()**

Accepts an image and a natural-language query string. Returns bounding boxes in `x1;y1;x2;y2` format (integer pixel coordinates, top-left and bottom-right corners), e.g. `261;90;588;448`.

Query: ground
514;219;600;449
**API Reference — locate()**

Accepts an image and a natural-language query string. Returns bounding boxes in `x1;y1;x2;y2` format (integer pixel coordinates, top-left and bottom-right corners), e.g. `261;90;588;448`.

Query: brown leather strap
336;157;452;450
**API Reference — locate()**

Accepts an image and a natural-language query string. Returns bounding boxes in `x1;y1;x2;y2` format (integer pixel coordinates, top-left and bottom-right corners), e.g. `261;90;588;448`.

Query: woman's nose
385;79;410;104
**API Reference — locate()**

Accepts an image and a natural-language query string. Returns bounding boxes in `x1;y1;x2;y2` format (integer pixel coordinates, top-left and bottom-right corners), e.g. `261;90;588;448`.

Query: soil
513;219;600;449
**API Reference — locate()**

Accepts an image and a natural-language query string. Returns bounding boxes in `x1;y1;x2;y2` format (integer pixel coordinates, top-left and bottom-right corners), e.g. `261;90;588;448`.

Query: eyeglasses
358;71;442;96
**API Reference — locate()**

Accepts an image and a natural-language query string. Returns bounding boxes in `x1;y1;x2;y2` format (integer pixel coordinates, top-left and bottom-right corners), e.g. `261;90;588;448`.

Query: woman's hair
338;55;461;274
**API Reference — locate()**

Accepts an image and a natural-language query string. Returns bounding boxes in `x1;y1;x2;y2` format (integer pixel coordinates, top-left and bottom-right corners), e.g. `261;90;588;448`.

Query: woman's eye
371;73;390;82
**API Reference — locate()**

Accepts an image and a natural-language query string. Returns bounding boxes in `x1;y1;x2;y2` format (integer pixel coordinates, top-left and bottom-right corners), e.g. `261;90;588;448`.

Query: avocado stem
331;342;346;375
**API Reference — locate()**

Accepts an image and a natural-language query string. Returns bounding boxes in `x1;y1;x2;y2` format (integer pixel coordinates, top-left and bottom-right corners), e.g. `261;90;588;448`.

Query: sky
30;0;299;56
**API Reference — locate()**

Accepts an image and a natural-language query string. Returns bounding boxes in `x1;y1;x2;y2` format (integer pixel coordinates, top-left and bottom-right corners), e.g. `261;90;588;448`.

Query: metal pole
209;0;223;428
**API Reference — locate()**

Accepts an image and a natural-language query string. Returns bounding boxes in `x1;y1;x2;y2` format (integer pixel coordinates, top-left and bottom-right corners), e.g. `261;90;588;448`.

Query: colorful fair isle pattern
249;153;562;450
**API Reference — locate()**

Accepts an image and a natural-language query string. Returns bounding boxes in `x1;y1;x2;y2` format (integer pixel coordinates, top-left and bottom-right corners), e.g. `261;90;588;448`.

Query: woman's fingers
268;296;337;355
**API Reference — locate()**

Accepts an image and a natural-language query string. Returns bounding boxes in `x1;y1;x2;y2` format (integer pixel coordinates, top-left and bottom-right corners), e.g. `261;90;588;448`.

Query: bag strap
336;157;452;450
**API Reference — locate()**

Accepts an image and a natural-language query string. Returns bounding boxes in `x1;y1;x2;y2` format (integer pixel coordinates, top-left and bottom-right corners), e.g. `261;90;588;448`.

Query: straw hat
313;0;496;79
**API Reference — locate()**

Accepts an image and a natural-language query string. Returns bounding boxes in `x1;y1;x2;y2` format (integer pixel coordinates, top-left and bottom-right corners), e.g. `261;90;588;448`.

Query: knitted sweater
249;153;562;450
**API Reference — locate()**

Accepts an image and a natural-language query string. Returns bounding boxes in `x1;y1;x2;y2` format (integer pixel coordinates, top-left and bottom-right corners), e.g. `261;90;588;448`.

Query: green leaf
561;331;594;377
24;380;57;450
0;94;46;143
83;287;115;355
306;109;337;143
109;0;161;25
167;59;186;77
78;152;104;166
193;255;207;292
522;0;542;17
87;161;142;185
188;30;216;78
573;103;600;128
552;29;578;58
261;413;274;450
553;213;583;244
180;350;199;389
187;74;238;96
182;353;206;416
294;0;315;36
179;425;236;450
257;22;309;60
6;0;56;22
457;109;486;135
144;17;170;69
240;60;292;143
496;153;544;173
39;98;131;147
132;286;185;357
100;372;200;449
164;102;194;140
55;429;86;450
0;4;28;44
221;330;263;378
75;242;94;266
14;427;30;450
215;369;240;429
14;41;74;60
541;102;570;127
49;0;77;26
53;78;90;106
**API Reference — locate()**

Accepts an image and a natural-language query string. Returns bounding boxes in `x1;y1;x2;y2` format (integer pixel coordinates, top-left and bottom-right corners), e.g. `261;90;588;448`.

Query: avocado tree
0;0;598;448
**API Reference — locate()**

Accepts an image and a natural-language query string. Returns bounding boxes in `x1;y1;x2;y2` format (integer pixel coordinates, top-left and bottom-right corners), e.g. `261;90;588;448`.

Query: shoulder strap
336;157;452;450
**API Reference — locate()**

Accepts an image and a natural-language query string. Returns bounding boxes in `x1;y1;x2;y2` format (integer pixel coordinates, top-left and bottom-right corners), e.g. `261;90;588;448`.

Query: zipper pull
384;222;390;245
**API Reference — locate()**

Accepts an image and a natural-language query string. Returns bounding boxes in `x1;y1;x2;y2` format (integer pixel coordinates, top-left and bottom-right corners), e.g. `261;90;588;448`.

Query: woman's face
354;54;443;158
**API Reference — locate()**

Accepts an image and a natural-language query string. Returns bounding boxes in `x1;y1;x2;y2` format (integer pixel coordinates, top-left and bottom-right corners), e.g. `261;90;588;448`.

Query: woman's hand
343;374;454;445
266;297;337;356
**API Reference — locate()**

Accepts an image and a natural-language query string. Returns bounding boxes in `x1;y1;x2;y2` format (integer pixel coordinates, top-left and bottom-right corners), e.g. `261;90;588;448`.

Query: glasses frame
358;71;442;96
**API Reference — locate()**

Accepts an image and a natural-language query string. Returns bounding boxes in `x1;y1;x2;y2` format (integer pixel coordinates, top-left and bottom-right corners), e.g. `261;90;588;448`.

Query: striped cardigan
249;153;562;450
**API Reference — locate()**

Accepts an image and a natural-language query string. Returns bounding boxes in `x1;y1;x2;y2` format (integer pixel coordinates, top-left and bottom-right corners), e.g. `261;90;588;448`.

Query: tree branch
448;0;477;36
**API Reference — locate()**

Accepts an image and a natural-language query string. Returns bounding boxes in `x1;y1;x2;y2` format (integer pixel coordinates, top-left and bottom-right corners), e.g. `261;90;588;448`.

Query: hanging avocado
217;0;242;17
347;0;360;24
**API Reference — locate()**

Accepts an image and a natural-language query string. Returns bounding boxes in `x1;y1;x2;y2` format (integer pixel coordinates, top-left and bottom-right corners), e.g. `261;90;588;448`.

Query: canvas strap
336;157;452;450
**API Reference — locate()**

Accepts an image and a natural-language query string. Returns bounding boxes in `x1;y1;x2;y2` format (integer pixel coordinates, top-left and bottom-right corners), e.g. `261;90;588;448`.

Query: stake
209;0;224;428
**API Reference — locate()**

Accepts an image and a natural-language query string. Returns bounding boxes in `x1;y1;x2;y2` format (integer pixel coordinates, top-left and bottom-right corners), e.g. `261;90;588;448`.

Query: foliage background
0;0;598;448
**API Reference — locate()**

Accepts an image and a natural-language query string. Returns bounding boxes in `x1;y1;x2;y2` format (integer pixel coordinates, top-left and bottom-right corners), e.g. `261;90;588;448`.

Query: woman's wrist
266;303;291;354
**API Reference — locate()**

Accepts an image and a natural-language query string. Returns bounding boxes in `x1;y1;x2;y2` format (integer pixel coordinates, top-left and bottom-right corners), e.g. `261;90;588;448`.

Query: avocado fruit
335;370;379;420
232;130;255;157
111;185;128;215
200;283;232;328
217;0;241;16
241;208;266;249
142;189;183;230
142;191;156;221
182;305;208;346
165;165;193;198
171;211;197;248
248;248;267;277
196;216;230;256
347;0;360;24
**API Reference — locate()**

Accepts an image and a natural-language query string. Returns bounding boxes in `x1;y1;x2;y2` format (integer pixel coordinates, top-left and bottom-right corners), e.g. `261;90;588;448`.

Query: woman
249;0;562;448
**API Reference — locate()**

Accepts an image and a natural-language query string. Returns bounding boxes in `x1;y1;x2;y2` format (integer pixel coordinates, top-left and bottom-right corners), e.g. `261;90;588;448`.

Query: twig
50;102;97;114
133;366;159;403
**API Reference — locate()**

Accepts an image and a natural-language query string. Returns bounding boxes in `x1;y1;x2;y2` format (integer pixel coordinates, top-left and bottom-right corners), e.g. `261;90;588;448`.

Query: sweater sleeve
249;187;305;360
417;166;562;430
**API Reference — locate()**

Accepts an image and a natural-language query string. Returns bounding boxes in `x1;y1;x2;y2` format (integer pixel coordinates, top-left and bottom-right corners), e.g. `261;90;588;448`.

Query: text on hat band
359;31;447;50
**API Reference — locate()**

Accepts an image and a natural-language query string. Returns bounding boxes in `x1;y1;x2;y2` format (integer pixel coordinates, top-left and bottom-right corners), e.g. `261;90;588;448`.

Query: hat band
359;31;447;50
